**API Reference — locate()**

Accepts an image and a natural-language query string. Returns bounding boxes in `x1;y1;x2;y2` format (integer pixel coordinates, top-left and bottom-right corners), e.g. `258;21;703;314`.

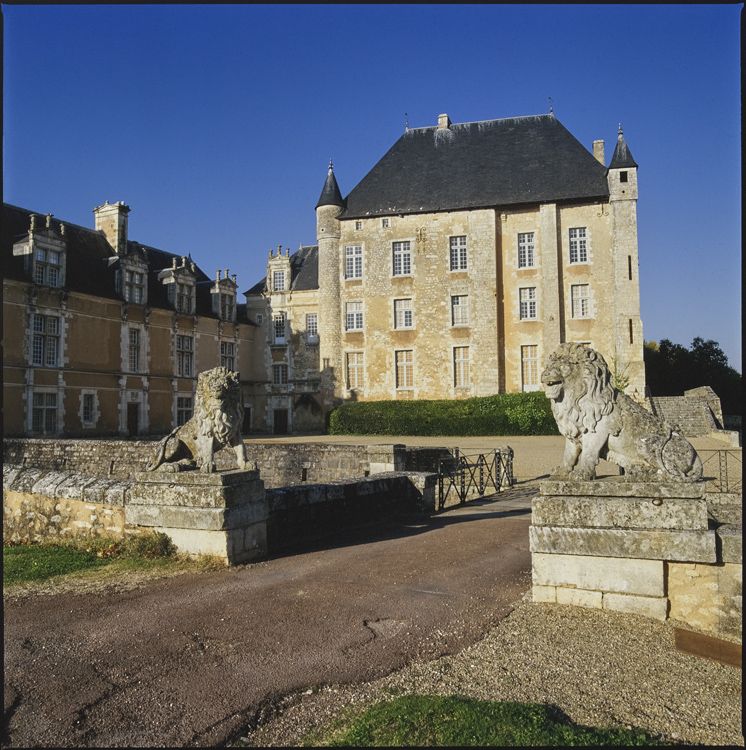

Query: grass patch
324;695;667;746
3;531;213;589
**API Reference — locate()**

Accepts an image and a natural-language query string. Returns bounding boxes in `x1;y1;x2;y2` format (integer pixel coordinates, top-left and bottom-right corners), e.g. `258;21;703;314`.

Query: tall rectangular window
32;392;57;433
273;363;289;385
571;284;590;318
347;352;364;390
273;313;286;344
125;270;145;303
454;346;470;388
31;314;59;367
521;345;539;391
345;246;363;279
346;302;363;331
519;287;537;320
176;282;193;313
220;293;235;321
451;295;469;326
569;227;588;264
82;393;95;424
177;334;193;377
33;248;61;287
518;232;535;268
273;271;285;292
394;298;413;329
395;350;413;389
129;328;140;372
393;241;411;276
306;313;318;343
177;396;193;426
449;236;467;270
220;341;235;370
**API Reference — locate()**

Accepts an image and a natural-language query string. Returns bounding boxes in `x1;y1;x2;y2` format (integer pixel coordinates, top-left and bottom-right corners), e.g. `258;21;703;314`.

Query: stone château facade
244;112;645;434
2;201;261;437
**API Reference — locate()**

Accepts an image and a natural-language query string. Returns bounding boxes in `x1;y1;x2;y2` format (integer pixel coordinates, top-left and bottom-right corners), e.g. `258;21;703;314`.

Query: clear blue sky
3;3;742;371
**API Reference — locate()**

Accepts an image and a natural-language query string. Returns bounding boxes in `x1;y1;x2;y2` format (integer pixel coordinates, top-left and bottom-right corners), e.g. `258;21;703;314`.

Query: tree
644;338;741;415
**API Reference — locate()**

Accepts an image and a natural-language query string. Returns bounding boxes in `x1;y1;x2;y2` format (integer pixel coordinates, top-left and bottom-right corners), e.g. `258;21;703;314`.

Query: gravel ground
241;434;742;747
240;597;742;746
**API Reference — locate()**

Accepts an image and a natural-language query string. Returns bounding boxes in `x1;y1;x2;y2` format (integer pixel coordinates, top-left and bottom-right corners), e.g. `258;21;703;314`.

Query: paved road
3;490;534;747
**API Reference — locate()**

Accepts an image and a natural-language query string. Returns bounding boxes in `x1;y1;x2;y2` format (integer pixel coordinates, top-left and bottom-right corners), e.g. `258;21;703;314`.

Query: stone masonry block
540;478;706;500
602;592;668;620
531;585;557;603
126;500;267;531
530;526;716;563
556;587;603;609
532;552;664;596
716;525;742;564
532;496;708;531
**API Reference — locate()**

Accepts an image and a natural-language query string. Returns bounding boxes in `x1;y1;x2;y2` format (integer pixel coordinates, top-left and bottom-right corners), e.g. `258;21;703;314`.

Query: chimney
93;200;130;254
593;140;605;165
437;113;451;129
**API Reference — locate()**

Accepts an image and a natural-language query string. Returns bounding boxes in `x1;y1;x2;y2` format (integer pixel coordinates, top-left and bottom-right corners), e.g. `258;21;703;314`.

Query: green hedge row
328;391;559;437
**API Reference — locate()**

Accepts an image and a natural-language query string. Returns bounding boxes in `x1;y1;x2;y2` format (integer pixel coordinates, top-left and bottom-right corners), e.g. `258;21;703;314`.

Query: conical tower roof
315;160;345;209
609;125;638;169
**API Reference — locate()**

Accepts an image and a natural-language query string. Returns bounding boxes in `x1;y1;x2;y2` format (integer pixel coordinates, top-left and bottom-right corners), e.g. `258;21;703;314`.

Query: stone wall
3;438;449;488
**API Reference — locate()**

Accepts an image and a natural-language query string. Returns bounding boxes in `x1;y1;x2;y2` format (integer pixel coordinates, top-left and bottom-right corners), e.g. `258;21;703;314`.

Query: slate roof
339;114;611;219
2;202;246;321
315;164;345;209
244;245;319;296
608;130;638;169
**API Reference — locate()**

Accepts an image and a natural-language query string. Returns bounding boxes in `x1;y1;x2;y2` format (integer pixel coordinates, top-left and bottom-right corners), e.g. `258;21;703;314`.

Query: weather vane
549;97;553;114
405;112;409;132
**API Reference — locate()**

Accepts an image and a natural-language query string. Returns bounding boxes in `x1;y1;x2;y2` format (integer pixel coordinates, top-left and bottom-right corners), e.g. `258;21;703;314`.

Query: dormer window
125;270;145;303
158;257;196;314
34;248;61;286
176;282;193;313
273;271;285;292
211;269;238;321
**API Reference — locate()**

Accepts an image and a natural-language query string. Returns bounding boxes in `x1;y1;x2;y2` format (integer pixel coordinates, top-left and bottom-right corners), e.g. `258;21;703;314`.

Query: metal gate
437;446;514;510
698;449;742;494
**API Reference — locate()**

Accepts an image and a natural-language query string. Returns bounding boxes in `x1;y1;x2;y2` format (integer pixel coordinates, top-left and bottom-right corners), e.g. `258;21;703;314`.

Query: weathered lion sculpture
147;367;256;473
541;343;702;482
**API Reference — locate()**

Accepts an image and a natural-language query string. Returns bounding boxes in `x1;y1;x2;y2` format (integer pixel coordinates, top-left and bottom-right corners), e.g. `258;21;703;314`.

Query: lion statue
541;343;702;482
147;367;256;473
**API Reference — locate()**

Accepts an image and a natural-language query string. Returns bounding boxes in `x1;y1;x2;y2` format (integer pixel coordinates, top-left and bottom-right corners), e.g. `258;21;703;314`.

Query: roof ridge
406;113;554;132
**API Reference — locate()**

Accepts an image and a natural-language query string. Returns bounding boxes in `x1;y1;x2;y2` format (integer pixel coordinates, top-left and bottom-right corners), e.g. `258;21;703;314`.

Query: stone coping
132;469;260;486
540;478;706;499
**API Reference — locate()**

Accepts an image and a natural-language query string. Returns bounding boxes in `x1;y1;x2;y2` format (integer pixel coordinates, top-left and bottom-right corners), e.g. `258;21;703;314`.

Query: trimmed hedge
328;391;559;437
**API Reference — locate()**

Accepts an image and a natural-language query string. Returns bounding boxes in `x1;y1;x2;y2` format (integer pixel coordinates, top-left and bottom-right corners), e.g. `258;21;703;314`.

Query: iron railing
697;449;741;494
437;447;514;510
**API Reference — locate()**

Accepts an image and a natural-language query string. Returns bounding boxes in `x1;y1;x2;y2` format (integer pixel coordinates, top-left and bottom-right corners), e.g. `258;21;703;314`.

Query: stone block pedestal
127;469;268;564
530;479;717;623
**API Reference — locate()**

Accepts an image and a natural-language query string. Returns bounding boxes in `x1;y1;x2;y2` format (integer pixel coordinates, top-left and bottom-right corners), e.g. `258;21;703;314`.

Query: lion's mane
546;343;616;439
195;367;244;445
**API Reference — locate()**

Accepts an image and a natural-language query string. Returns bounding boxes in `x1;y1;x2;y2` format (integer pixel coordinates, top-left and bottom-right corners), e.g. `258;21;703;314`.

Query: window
393;241;411;276
176;282;194;313
220;341;235;370
521;345;539;391
382;218;390;228
177;396;193;426
620;171;628;183
273;313;286;344
220;293;235;321
129;328;140;372
31;314;59;367
273;363;288;385
306;313;318;344
32;392;57;433
345;245;363;279
454;346;470;388
177;334;193;377
569;228;588;264
571;284;590;318
273;271;285;292
82;393;95;424
394;299;413;329
256;313;264;325
33;248;61;287
450;236;467;271
395;350;413;389
355;221;362;231
125;270;145;303
451;295;469;326
518;232;535;268
347;352;364;390
519;287;537;320
346;302;363;331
